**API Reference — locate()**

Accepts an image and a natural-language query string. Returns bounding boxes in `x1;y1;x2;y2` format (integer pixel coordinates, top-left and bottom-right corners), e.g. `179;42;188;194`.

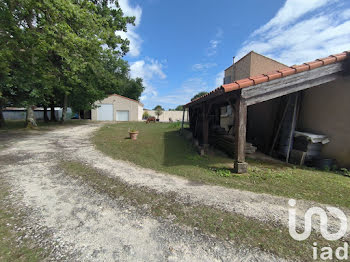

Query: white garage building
91;94;143;121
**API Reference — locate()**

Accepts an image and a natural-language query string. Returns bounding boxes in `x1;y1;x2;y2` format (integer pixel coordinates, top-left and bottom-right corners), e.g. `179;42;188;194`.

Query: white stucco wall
91;94;143;121
145;110;188;122
137;104;143;121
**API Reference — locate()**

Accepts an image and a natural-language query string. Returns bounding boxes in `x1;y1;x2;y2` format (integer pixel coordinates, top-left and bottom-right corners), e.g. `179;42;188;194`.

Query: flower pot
129;131;139;140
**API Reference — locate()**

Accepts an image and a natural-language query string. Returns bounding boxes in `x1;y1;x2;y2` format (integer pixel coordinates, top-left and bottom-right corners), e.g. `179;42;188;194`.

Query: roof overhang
185;51;349;108
242;62;344;106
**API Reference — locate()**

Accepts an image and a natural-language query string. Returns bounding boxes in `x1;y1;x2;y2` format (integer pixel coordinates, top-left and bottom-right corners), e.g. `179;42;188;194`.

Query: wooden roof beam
242;62;344;106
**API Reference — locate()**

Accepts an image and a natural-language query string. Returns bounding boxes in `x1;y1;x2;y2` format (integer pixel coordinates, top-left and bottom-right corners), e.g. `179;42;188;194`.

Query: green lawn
92;122;350;209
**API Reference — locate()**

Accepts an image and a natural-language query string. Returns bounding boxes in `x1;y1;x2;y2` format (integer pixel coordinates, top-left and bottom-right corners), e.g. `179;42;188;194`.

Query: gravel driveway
0;123;346;261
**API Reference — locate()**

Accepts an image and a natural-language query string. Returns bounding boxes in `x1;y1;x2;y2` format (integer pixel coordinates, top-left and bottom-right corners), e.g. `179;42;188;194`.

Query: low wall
145;110;188;122
3;108;72;121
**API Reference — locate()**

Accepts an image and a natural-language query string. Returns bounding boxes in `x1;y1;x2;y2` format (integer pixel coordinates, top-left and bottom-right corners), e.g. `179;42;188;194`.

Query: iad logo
288;199;347;241
288;199;349;260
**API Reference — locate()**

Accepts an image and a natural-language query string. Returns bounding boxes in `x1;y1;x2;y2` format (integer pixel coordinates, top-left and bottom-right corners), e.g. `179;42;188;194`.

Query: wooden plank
241;63;343;106
269;96;291;155
245;73;339;106
286;94;299;163
187;92;238;109
289;150;306;166
242;63;342;98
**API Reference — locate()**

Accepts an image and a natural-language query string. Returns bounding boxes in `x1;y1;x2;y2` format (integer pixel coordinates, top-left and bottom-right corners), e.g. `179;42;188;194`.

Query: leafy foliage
153;105;164;110
175;105;184;111
142;110;150;119
153;105;163;118
191;91;208;101
0;0;144;124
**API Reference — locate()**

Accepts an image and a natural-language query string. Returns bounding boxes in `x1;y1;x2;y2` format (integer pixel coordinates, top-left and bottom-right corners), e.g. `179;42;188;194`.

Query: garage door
97;104;113;121
116;110;129;121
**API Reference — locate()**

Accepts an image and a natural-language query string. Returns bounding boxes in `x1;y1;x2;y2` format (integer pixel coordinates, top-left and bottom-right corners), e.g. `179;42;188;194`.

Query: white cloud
118;30;142;57
253;0;331;36
207;40;221;56
113;0;143;57
118;0;142;26
215;71;224;87
206;28;223;56
341;9;350;20
237;1;350;65
130;58;166;105
130;58;166;80
192;63;217;71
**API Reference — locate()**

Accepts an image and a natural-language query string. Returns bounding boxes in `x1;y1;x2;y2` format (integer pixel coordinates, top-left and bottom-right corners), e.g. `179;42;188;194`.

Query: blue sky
117;0;350;110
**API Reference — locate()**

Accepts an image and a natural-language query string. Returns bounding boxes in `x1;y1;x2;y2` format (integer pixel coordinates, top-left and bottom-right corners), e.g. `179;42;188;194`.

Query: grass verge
60;160;348;261
92;122;350;209
0;179;45;262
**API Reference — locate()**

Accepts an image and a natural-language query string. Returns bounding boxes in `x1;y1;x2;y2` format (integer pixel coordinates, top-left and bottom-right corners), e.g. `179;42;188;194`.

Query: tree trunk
26;106;37;128
43;106;49;122
60;94;68;123
0;107;5;128
50;103;57;121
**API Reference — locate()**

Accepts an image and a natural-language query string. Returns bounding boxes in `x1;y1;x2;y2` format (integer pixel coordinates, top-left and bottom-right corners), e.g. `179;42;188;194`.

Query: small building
221;51;289;132
91;94;143;121
184;50;350;173
224;51;288;84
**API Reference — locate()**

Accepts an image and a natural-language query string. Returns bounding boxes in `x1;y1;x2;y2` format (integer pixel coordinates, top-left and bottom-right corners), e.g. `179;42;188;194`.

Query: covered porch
183;51;349;173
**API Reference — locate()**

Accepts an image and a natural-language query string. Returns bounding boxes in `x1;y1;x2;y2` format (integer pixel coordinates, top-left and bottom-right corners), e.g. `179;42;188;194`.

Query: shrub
142;111;150;119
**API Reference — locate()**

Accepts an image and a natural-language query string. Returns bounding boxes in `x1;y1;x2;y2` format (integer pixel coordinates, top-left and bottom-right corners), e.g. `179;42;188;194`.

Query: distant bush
142;111;150;119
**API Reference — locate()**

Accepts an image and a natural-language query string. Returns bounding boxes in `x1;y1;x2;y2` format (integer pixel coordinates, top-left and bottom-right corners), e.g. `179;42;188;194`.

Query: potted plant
128;128;139;140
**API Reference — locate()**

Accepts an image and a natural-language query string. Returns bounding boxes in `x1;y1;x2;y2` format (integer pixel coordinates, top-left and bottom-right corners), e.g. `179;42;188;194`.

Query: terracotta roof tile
291;64;310;73
185;50;349;107
278;68;296;77
222;82;240;92
264;71;282;81
317;56;336;65
305;60;323;70
249;75;269;85
332;52;348;61
236;78;254;88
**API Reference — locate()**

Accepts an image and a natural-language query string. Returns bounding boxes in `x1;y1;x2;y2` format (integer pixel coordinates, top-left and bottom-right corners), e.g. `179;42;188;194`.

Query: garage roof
108;94;144;106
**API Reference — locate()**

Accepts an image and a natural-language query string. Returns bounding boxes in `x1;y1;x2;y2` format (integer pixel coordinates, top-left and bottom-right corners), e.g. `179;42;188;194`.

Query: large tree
0;0;143;127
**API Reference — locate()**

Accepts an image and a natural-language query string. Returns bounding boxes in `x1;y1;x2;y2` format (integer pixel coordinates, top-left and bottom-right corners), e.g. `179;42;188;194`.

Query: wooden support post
181;108;185;131
234;96;248;173
202;104;209;146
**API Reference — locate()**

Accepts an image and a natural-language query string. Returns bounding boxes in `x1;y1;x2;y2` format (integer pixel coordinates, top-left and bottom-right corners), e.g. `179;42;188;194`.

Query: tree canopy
191;91;208;101
153;105;164;110
0;0;144;126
